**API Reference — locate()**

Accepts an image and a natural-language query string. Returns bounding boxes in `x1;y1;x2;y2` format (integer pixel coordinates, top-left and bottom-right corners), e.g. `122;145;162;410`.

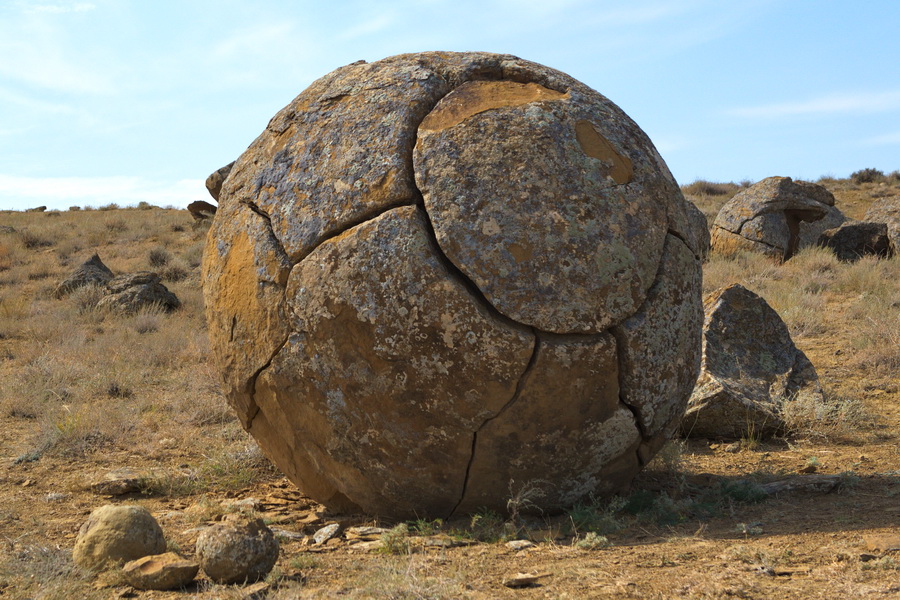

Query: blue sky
0;0;897;210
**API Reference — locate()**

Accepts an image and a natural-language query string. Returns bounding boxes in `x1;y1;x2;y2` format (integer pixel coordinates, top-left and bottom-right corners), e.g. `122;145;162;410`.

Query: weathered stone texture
97;272;180;313
863;196;900;254
203;52;702;517
711;177;834;260
54;254;114;298
195;519;278;584
818;221;893;261
72;505;166;572
684;284;823;439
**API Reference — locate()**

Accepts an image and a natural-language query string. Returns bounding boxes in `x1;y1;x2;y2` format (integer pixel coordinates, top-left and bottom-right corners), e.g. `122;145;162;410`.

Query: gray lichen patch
452;333;637;514
415;87;667;334
203;52;702;517
257;206;534;517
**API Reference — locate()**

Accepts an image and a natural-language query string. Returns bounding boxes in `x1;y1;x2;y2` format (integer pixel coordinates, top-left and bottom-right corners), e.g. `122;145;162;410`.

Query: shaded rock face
864;196;900;254
684;284;823;439
97;272;181;313
72;505;166;572
798;204;847;249
711;177;834;261
818;221;893;261
195;519;278;584
187;200;217;221
202;52;703;518
54;254;114;298
683;200;711;261
205;161;234;202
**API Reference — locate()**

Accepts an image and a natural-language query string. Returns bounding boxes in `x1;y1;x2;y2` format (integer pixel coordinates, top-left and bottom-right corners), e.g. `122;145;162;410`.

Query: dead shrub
148;246;171;267
19;229;54;249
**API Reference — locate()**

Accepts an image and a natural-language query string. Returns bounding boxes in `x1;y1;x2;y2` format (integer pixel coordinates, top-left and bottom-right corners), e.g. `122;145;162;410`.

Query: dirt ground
0;178;898;599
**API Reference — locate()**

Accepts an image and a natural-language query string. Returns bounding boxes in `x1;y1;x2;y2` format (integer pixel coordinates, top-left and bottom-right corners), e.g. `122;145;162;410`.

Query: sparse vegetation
0;173;898;598
850;168;885;184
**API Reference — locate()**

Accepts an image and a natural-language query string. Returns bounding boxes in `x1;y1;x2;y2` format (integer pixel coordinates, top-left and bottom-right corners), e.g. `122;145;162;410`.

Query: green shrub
850;168;884;184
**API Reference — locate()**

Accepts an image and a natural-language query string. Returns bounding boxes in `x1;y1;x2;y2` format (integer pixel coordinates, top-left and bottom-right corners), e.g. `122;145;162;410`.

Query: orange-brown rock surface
202;52;703;518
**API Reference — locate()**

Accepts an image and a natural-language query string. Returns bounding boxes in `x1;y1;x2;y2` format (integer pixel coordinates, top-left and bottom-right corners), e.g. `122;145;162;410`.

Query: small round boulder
195;519;279;584
202;51;704;518
72;505;166;572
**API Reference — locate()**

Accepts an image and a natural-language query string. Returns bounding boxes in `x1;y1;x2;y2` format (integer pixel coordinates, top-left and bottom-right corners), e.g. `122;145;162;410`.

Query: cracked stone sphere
202;52;704;518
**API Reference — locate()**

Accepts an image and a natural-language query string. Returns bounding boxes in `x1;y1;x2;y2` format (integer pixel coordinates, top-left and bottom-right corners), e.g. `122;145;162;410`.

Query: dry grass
0;177;897;597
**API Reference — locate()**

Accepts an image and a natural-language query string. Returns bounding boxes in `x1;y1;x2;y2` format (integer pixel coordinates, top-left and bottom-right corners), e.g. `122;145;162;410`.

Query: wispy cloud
338;15;394;41
22;2;96;13
212;23;297;61
0;175;205;210
0;12;116;94
861;130;900;147
728;90;900;118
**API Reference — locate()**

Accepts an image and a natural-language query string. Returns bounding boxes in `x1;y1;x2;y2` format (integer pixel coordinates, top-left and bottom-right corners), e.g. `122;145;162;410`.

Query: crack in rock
245;334;291;432
447;333;541;519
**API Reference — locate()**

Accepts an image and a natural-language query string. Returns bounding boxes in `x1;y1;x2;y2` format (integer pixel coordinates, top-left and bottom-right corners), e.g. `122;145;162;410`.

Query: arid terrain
0;174;898;599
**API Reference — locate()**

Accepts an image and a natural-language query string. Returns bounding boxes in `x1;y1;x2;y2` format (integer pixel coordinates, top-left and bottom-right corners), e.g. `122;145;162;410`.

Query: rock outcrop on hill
818;221;893;261
864;196;900;254
187;200;217;221
205;161;234;202
54;253;114;298
684;284;823;439
97;272;181;313
711;177;834;261
202;52;703;518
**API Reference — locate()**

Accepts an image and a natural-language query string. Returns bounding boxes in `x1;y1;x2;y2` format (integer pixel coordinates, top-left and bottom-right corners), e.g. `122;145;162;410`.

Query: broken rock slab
122;552;199;591
818;221;893;261
97;272;180;313
864;195;900;253
683;284;824;439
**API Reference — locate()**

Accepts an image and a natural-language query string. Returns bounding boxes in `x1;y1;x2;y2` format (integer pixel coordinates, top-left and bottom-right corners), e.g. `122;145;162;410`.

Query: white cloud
0;12;116;94
0;175;206;210
728;90;900;118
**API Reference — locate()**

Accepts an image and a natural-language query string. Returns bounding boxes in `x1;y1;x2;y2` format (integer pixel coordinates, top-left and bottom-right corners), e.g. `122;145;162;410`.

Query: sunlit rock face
202;52;703;519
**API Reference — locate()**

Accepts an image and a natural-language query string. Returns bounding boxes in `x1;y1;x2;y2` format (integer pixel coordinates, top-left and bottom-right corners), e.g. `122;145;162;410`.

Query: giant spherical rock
202;52;703;518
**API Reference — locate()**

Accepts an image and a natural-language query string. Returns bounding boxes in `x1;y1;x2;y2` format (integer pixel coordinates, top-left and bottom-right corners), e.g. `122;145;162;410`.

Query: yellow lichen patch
419;81;568;132
219;230;262;329
575;120;633;185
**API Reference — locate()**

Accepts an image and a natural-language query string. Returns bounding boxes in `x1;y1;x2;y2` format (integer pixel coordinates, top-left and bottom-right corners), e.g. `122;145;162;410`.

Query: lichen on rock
202;51;702;518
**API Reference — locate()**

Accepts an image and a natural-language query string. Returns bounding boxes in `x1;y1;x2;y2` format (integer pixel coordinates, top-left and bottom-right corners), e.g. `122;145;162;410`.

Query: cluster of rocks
73;504;278;590
53;254;180;313
181;161;232;224
709;176;897;262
